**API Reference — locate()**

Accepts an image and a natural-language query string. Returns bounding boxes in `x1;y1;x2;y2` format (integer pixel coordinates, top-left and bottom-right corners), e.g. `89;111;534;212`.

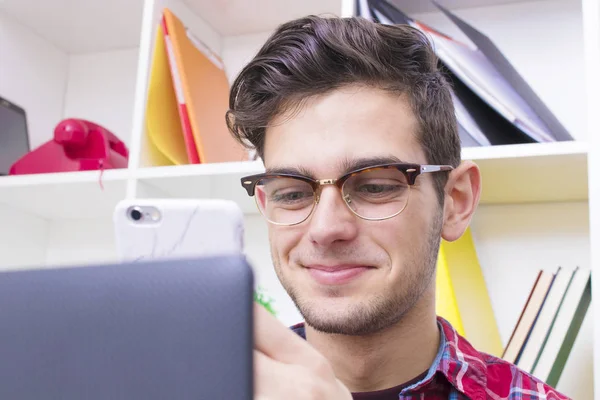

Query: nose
307;185;359;247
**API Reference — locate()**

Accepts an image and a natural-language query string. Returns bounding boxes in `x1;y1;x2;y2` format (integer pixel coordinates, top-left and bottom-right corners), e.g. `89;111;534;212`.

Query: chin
292;291;405;336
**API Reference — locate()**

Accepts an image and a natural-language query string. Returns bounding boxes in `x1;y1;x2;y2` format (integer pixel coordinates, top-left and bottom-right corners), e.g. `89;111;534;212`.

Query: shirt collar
403;316;487;399
290;316;488;399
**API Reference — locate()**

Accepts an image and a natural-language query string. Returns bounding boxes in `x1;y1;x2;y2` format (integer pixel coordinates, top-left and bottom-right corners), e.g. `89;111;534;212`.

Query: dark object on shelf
0;95;30;176
356;0;573;146
9;118;129;175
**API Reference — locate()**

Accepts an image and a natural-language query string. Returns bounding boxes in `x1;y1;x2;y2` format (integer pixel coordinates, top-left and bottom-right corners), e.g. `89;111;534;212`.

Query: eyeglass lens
254;167;410;224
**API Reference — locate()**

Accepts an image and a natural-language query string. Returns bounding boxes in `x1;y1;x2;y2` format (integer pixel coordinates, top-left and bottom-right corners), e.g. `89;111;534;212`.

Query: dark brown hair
226;15;460;203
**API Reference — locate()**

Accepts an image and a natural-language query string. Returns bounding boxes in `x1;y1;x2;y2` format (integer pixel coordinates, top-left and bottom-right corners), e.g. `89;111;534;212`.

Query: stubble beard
273;210;443;336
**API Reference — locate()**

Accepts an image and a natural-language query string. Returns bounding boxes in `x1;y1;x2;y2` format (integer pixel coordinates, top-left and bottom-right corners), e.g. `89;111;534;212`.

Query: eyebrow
339;155;408;175
265;165;317;179
265;155;409;179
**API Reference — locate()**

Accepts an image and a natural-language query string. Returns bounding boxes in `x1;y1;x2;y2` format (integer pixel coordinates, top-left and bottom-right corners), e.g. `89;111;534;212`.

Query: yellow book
436;227;503;357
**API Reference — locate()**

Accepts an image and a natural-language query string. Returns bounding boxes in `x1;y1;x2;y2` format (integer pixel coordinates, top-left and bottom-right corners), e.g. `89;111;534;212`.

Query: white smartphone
113;198;245;262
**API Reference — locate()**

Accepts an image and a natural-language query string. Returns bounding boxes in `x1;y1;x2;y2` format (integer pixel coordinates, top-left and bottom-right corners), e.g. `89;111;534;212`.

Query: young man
228;15;570;400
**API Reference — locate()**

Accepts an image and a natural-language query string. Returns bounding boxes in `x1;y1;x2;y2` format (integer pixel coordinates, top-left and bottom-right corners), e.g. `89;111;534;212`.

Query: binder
452;92;491;147
358;0;573;147
433;2;572;142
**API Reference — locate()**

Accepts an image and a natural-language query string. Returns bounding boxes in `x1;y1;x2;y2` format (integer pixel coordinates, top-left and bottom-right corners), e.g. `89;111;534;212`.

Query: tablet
0;255;254;399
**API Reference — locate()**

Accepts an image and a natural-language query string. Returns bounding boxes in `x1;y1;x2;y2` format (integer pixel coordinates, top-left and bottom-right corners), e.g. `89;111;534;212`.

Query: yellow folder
436;227;503;357
436;249;465;335
145;23;189;166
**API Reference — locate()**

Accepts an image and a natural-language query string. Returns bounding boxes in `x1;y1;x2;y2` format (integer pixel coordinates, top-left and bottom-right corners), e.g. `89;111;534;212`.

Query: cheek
374;205;433;269
268;226;303;265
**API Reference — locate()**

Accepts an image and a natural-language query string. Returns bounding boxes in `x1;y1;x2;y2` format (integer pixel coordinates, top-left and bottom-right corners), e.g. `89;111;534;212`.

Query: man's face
263;86;443;335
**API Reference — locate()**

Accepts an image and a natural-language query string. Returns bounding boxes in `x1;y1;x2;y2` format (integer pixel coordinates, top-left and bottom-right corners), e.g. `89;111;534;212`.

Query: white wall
44;219;118;267
222;32;272;83
413;0;586;141
0;11;69;148
63;48;140;148
0;206;48;270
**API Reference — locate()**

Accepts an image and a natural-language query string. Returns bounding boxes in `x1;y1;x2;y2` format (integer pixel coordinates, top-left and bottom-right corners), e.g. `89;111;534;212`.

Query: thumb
254;303;325;369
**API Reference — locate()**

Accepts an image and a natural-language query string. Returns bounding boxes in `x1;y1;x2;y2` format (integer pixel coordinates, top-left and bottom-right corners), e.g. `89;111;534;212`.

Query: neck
304;289;440;393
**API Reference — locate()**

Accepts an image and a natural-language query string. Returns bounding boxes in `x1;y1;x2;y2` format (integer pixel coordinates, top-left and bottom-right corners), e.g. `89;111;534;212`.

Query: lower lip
307;267;370;285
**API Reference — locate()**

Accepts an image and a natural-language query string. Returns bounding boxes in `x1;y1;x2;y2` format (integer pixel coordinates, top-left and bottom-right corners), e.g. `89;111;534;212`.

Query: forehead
263;86;424;175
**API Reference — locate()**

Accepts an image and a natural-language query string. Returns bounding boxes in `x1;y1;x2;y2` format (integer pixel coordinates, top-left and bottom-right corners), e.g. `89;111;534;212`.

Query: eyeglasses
240;163;453;226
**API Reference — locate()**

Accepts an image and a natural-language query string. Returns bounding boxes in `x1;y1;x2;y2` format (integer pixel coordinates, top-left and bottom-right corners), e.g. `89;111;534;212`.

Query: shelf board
135;141;588;214
135;160;265;214
0;141;587;222
462;141;588;204
0;169;130;220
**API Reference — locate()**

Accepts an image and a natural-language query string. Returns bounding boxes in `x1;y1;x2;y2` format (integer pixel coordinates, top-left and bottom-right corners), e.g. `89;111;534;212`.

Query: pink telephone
10;119;129;175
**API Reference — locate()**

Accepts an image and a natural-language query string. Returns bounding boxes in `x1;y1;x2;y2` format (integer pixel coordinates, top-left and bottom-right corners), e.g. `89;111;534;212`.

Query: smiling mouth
305;265;373;286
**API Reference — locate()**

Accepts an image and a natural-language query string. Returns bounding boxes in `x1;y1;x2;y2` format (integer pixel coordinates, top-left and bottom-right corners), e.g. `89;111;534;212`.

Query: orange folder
162;8;249;163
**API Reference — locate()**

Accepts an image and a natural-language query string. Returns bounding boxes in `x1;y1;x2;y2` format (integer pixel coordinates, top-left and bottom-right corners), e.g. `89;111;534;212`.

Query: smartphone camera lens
130;207;143;222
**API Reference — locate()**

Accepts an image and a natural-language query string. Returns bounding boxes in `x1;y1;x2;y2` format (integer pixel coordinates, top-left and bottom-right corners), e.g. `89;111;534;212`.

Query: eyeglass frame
240;162;454;226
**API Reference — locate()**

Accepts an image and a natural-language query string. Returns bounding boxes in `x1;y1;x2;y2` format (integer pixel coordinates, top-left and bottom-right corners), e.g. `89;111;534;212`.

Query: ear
441;160;481;242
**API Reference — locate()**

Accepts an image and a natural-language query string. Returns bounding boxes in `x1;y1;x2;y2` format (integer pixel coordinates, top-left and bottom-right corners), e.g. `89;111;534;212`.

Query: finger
254;303;327;370
255;347;349;400
254;349;288;399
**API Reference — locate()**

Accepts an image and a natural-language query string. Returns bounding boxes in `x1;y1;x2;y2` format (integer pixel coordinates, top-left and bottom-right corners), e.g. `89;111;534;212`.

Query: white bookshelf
0;0;598;398
582;0;600;398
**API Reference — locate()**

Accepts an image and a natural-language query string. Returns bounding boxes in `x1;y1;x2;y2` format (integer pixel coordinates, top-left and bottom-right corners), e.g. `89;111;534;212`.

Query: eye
347;178;408;203
271;189;312;203
357;183;400;194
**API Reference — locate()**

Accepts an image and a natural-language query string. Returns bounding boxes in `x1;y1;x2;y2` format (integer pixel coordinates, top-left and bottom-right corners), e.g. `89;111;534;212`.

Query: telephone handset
54;119;129;160
9;118;129;175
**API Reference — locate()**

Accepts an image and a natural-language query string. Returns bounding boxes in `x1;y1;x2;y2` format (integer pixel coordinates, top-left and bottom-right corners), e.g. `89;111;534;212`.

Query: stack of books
502;267;592;386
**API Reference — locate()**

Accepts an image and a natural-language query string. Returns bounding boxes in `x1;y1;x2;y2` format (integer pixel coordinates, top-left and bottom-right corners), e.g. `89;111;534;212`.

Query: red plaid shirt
291;316;571;399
